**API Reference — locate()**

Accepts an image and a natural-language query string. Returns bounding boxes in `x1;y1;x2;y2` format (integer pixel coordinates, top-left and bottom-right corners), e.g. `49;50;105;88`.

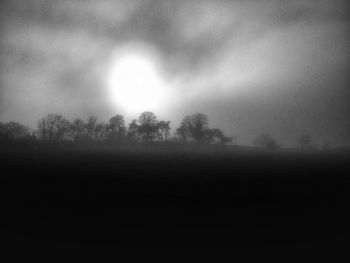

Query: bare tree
37;114;56;140
223;136;235;145
205;128;225;144
179;113;209;144
37;114;69;140
0;121;30;140
94;122;108;141
157;121;170;141
108;114;125;141
127;119;139;142
53;115;70;140
37;118;48;140
86;116;98;139
138;111;159;142
175;121;188;143
70;118;85;141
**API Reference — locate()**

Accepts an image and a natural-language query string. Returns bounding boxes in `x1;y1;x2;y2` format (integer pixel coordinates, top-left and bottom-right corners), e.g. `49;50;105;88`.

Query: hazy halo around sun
106;44;171;117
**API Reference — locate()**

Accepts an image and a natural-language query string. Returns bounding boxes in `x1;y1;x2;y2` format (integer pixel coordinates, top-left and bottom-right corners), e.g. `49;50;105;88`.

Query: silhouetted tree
157;121;170;141
176;119;190;143
138;111;159;142
37;119;47;139
86;116;98;139
0;121;30;140
37;114;56;140
94;122;108;141
224;136;235;145
179;113;209;144
37;114;69;140
53;115;70;140
205;128;225;144
127;119;139;142
254;133;278;149
108;114;125;141
70;118;86;141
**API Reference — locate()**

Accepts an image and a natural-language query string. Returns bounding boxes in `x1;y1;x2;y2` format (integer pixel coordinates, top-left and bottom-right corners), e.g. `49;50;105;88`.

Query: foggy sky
1;0;349;147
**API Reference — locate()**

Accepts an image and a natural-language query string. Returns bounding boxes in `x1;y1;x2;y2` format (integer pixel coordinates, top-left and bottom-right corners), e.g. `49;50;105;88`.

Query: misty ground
1;142;349;249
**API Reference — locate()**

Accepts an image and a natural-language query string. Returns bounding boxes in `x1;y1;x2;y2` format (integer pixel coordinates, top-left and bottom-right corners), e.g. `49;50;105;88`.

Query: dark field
1;142;350;249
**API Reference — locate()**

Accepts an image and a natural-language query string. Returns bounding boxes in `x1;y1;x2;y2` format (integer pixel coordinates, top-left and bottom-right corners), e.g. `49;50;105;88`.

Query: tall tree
138;111;159;142
70;118;85;141
176;126;187;143
204;128;225;144
94;122;108;141
86;116;98;139
53;115;70;140
108;114;125;140
157;121;170;141
0;121;30;140
37;114;69;140
179;113;209;143
127;119;139;142
37;114;56;140
176;118;190;143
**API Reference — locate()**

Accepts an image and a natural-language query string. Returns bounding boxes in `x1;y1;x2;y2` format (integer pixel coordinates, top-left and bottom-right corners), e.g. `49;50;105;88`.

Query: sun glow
106;48;169;115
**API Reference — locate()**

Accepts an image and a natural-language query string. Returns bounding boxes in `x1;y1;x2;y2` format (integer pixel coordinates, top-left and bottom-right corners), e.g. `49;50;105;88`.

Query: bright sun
106;49;168;115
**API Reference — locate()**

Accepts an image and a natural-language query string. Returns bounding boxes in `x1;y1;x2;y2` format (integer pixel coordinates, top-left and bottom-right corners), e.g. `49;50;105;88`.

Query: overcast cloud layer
0;0;349;146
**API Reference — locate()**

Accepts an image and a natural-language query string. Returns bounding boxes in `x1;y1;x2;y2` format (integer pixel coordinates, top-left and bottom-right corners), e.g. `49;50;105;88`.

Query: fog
1;0;349;147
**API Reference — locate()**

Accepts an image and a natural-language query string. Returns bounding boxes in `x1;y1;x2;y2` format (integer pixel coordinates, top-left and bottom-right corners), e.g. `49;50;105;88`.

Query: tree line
0;111;318;149
0;112;235;145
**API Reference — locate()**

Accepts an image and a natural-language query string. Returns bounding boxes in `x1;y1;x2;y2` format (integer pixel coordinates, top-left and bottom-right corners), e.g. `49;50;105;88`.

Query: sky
0;0;349;147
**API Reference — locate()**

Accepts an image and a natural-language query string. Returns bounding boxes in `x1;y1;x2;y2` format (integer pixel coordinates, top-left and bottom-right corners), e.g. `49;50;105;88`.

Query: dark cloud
1;0;349;146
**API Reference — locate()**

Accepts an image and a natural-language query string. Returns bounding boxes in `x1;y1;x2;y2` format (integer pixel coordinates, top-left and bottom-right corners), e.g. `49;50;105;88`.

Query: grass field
2;142;349;249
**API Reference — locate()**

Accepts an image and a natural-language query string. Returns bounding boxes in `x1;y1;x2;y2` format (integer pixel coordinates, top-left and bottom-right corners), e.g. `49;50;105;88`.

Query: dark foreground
1;142;349;249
